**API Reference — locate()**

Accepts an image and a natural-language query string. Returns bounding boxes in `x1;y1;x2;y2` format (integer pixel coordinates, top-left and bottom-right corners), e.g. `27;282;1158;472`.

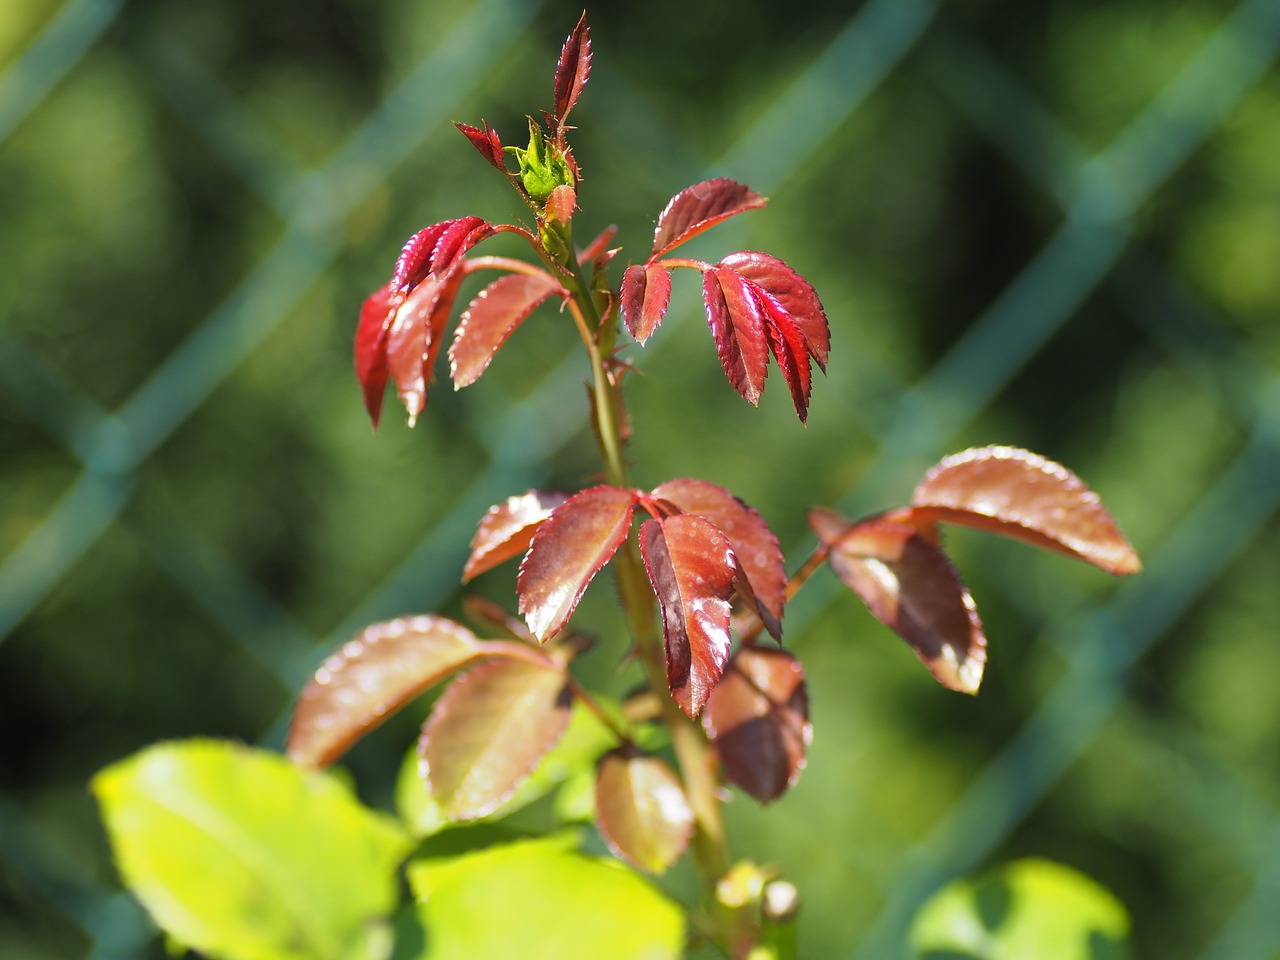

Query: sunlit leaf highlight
910;445;1141;575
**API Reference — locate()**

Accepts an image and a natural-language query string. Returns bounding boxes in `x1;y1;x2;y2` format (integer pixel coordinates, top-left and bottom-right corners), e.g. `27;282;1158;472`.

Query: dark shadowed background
3;0;1280;957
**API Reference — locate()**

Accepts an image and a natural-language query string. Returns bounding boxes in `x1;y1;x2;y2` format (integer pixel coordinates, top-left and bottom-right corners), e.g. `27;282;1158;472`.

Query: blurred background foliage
2;0;1279;957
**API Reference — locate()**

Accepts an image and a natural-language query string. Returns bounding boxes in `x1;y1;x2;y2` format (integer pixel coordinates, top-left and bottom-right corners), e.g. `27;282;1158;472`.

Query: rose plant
94;14;1140;959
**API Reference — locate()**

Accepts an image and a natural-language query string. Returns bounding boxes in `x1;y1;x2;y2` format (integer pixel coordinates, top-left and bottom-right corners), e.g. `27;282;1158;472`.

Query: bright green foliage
908;859;1130;960
405;835;685;960
93;740;411;960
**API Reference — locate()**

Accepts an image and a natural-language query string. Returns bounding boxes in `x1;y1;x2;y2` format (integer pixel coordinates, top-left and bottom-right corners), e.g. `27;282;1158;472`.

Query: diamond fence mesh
2;0;1279;957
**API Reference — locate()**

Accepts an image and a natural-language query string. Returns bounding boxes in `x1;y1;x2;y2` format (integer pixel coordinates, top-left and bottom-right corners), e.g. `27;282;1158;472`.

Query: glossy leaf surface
812;509;987;694
518;485;637;642
94;741;409;960
390;217;490;296
455;120;505;172
908;859;1130;959
703;648;810;803
638;514;736;717
406;836;684;959
357;216;495;427
651;178;766;258
384;269;465;424
910;445;1141;575
650;478;786;638
287;616;550;769
595;749;694;873
720;251;829;371
709;252;828;421
553;13;592;132
419;658;571;821
703;265;769;405
450;272;562;388
463;490;567;582
620;262;672;345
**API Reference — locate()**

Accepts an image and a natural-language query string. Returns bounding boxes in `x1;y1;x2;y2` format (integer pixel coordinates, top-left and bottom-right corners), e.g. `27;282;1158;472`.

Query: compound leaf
719;251;828;371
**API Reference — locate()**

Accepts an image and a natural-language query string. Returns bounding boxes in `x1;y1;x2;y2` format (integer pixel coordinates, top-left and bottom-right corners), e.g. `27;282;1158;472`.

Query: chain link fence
3;0;1280;957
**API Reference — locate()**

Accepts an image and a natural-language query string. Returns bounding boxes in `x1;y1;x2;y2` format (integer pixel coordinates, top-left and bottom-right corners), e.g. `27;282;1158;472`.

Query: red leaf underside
518;486;638;642
287;615;484;769
720;251;829;370
650;478;785;638
911;446;1141;575
595;749;694;873
553;13;592;130
703;647;810;803
620;263;672;345
818;514;986;694
419;658;571;821
652;178;766;259
385;271;464;424
638;515;736;717
464;490;569;582
450;272;562;389
704;267;769;405
355;283;394;427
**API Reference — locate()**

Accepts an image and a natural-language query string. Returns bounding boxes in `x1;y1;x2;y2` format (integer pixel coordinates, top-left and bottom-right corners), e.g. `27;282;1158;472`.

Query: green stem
560;249;731;889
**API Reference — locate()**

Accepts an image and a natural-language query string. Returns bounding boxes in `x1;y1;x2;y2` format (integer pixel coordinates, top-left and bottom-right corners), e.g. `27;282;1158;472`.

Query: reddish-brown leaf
810;509;986;693
720;251;829;371
595;749;694;873
762;302;813;423
384;270;465;424
553;12;592;131
450;272;562;389
355;283;393;428
463;490;568;583
578;224;618;266
620;262;672;345
455;120;506;172
703;648;810;803
389;217;490;295
286;615;551;769
518;486;638;642
651;179;767;258
419;657;571;821
638;515;736;717
650;478;785;639
910;446;1142;576
704;266;770;406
